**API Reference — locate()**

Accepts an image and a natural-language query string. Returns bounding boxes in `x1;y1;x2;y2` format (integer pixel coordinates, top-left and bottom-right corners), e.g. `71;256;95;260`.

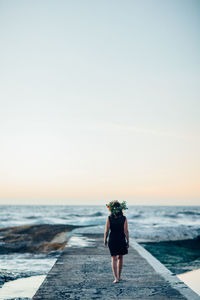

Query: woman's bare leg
111;256;118;282
117;255;123;280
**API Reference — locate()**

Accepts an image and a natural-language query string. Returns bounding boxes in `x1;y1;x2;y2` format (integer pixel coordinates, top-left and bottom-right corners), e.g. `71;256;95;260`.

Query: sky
0;0;200;205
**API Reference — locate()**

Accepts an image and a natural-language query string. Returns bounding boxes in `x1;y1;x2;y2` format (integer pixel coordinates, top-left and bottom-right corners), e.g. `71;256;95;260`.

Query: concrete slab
33;234;199;300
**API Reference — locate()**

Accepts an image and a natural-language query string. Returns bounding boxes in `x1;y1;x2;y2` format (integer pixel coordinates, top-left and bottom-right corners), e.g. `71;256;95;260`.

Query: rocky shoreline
0;224;81;254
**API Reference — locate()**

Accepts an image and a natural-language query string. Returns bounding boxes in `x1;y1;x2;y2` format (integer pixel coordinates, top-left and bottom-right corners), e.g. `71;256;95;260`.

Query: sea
0;205;200;298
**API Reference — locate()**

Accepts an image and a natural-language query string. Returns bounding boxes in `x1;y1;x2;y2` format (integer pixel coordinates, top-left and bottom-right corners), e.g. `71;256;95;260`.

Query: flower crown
106;200;128;215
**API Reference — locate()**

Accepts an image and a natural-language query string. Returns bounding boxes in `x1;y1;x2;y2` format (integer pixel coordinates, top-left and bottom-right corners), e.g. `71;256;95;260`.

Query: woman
104;200;129;283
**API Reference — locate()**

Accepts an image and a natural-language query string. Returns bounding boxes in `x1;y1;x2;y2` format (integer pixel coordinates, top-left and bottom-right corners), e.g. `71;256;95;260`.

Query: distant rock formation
0;224;80;254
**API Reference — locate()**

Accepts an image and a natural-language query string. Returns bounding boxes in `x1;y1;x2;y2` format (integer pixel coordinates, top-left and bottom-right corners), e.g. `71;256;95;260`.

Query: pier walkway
33;233;199;300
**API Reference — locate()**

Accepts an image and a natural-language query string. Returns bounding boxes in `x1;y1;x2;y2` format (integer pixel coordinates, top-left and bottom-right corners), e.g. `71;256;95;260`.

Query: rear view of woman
104;200;129;283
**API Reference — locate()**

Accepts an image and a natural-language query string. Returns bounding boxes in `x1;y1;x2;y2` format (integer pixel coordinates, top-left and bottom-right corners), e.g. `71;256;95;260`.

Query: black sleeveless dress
108;215;128;256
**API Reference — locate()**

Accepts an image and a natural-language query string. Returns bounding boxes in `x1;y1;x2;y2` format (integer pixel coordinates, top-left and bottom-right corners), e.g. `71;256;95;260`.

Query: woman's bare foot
113;279;118;283
118;277;122;281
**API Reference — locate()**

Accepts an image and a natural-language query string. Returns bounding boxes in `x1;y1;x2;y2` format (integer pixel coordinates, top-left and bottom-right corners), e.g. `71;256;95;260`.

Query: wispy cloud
101;122;199;140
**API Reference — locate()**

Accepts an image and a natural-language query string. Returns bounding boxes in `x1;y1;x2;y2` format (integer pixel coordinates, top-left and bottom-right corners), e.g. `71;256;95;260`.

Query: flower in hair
106;200;128;216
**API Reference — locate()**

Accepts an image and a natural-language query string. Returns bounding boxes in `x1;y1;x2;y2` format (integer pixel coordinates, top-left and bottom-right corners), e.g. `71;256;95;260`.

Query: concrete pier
33;234;199;300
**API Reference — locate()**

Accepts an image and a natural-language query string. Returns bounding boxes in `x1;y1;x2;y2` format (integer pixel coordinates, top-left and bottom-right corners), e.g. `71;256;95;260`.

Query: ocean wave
26;216;38;220
69;212;104;218
130;214;142;219
130;224;200;242
88;212;104;217
163;214;178;218
178;211;200;216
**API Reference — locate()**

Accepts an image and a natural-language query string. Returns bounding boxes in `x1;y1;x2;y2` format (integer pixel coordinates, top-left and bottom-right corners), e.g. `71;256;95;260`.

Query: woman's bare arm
124;217;129;248
104;217;110;246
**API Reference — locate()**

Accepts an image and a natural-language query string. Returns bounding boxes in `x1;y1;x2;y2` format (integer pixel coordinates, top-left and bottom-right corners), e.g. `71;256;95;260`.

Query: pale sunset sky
0;0;200;205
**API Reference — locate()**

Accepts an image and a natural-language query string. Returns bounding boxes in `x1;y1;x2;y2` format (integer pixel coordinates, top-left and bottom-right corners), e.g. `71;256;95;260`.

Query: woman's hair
111;201;123;217
106;200;128;217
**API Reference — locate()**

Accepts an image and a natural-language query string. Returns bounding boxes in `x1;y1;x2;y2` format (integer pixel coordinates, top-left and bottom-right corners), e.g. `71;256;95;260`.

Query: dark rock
0;224;81;254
